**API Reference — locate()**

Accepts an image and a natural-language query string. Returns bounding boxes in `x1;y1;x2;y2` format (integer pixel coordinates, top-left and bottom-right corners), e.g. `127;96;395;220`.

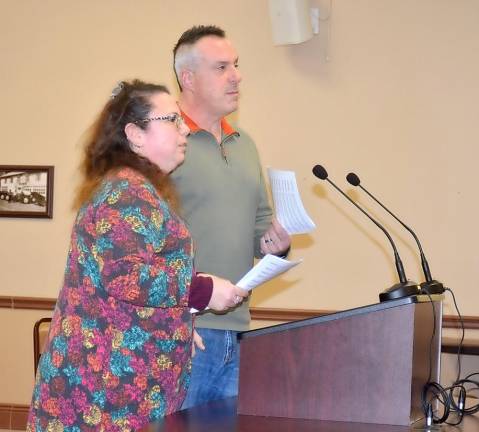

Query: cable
424;291;436;383
420;287;479;425
451;373;479;416
445;287;465;382
421;381;451;424
444;287;479;417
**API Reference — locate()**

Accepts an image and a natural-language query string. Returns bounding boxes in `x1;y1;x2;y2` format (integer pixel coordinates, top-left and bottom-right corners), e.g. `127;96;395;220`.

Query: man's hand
260;217;291;256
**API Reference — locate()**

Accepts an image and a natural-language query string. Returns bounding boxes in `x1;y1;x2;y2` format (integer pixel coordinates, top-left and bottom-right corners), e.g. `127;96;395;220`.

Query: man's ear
181;69;194;92
124;123;144;151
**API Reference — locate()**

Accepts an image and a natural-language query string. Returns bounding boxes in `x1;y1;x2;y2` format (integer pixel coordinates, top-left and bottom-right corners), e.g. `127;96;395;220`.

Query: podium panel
237;296;442;426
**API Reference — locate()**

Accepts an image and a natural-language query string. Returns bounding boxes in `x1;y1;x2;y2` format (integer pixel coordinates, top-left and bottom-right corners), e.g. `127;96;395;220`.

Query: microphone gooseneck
346;172;444;295
313;165;420;302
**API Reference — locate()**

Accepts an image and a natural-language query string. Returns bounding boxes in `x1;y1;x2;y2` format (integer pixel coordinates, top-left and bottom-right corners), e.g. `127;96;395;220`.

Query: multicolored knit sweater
27;167;195;431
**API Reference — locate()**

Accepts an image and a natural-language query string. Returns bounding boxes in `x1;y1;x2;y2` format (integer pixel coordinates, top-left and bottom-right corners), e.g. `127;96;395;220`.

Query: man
172;25;291;409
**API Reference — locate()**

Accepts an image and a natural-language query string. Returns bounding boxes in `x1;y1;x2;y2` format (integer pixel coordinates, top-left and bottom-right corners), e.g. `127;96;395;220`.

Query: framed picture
0;165;54;218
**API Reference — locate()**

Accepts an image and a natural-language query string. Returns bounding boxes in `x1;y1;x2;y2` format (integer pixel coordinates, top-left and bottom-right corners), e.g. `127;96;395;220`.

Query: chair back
33;317;52;375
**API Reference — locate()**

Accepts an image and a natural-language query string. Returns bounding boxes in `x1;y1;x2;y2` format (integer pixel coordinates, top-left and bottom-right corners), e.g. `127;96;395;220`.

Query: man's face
190;36;242;118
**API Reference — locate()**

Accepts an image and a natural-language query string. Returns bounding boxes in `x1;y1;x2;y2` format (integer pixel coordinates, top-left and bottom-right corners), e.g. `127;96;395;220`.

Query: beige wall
1;0;479;404
0;308;53;404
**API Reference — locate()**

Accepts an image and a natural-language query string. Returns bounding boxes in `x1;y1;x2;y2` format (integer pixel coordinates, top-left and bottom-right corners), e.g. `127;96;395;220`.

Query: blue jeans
181;328;239;410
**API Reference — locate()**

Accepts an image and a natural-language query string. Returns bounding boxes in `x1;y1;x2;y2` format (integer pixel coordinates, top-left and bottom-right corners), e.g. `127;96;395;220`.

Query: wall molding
0;403;29;430
0;296;56;310
1;296;478;329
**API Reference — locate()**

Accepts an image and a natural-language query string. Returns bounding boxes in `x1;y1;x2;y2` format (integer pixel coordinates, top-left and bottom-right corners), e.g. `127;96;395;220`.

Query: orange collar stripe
181;111;237;136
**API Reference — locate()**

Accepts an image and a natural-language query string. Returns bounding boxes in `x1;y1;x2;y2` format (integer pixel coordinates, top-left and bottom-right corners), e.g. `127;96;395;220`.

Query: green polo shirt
171;114;272;331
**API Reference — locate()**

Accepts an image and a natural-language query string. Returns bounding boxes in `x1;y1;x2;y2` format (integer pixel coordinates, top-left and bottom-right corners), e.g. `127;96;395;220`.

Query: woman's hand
203;274;248;311
191;329;205;357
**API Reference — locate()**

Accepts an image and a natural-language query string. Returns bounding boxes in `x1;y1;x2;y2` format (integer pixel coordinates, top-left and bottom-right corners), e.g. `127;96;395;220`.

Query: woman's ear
124;123;144;151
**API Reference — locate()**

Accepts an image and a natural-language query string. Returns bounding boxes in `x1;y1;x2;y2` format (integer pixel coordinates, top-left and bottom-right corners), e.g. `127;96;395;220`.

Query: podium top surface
143;397;479;432
239;294;443;340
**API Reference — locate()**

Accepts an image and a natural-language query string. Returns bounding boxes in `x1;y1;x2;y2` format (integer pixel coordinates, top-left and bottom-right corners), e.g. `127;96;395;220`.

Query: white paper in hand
190;254;301;313
268;168;316;235
236;254;302;291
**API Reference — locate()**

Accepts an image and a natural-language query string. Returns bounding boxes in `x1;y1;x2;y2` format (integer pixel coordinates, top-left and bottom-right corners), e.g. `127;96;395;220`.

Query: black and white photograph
0;165;54;218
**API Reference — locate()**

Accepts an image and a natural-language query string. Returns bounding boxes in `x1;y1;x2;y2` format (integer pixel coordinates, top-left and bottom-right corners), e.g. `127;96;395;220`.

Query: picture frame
0;165;54;218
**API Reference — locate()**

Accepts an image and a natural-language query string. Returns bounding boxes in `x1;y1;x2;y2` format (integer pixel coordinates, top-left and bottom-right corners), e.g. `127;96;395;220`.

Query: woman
26;80;247;432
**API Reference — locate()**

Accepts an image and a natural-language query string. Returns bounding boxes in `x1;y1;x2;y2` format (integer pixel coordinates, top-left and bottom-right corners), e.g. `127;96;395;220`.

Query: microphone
346;172;444;295
312;164;420;302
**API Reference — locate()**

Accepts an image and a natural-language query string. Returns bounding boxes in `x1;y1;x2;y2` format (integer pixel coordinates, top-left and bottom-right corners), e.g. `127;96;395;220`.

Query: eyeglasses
135;113;185;130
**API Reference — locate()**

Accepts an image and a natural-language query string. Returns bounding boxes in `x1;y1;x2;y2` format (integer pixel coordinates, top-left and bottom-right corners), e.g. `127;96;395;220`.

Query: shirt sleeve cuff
188;274;213;311
277;246;291;259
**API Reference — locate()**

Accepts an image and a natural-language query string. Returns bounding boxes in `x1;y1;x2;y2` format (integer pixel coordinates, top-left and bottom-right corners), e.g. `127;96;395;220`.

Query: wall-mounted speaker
268;0;313;46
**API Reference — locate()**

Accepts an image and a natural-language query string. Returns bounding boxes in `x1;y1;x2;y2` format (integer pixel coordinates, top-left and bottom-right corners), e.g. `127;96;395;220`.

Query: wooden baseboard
1;296;479;330
0;296;56;310
0;403;29;430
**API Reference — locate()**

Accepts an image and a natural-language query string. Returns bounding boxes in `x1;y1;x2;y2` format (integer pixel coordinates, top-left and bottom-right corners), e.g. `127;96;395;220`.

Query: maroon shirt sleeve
188;274;213;310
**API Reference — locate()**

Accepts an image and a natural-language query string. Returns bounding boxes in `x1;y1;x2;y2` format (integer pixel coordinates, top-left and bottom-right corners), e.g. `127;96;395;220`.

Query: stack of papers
268;168;316;234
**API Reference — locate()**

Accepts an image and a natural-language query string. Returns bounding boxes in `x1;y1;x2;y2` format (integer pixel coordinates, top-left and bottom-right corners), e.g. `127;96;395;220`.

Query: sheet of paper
190;254;302;313
236;253;302;291
268;168;316;235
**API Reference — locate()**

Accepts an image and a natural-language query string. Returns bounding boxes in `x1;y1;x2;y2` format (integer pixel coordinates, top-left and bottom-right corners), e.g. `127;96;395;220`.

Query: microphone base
379;281;421;302
420;280;445;295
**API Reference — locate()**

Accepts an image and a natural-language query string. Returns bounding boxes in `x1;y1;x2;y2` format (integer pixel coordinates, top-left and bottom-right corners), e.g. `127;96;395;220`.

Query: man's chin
224;100;239;114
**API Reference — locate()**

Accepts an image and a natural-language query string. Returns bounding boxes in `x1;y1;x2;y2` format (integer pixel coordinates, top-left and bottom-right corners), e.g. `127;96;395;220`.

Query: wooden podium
237;296;442;426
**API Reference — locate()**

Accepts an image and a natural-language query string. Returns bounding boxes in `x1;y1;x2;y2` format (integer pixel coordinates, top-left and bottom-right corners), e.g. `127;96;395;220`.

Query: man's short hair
173;25;226;90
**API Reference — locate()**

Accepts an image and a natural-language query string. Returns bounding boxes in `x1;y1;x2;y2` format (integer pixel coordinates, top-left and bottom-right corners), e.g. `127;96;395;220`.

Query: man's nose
230;67;242;83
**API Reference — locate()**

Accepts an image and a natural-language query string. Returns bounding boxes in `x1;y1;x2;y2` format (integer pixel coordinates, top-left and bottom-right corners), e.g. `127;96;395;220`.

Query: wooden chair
33;317;52;375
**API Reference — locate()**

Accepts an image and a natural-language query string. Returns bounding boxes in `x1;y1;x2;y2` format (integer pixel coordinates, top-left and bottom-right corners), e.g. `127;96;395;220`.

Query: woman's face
129;92;190;173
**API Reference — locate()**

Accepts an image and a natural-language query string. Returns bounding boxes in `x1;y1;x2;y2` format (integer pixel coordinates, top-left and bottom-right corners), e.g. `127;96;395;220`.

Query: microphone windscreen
346;173;360;186
312;165;328;180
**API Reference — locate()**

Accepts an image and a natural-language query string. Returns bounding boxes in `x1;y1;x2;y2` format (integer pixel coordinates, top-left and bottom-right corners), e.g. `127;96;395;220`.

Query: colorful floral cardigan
27;168;194;431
